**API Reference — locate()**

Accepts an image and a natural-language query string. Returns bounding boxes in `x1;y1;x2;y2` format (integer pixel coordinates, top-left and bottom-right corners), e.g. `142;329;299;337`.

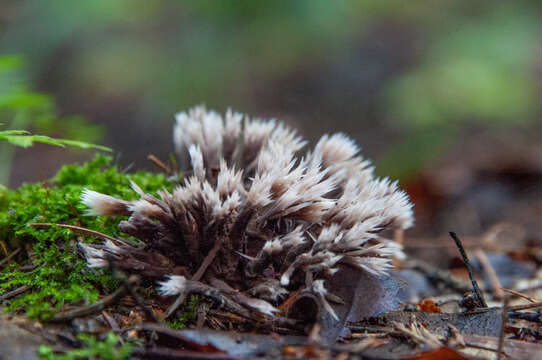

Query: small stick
464;343;508;357
121;275;159;323
449;232;487;308
0;240;10;265
0;248;20;267
0;285;30;301
393;229;404;267
102;310;120;332
147;154;172;175
191;239;222;282
497;296;509;360
30;223;131;247
507;300;542;312
196;303;207;328
475;249;504;299
47;276;137;323
501;288;537;303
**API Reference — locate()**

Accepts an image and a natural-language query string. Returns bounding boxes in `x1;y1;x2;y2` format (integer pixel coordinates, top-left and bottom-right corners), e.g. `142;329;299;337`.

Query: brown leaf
417;299;441;313
404;347;472;360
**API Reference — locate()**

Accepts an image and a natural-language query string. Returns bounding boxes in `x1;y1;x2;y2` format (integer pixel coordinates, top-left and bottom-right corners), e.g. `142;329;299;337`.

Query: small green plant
0;155;172;319
37;333;131;360
0;55;108;185
0;126;111;152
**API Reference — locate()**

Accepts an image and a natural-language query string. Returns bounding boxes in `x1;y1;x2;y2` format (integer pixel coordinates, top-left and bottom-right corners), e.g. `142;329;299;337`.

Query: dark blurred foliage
1;0;542;236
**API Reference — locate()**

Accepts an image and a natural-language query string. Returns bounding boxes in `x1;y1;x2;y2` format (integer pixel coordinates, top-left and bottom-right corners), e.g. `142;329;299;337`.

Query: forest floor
3;128;542;359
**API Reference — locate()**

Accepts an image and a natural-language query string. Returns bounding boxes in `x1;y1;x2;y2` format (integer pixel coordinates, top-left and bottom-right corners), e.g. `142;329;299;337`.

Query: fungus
80;106;414;341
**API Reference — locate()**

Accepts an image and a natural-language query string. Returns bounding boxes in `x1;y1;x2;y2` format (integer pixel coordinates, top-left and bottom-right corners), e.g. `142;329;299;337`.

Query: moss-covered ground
0;155;172;320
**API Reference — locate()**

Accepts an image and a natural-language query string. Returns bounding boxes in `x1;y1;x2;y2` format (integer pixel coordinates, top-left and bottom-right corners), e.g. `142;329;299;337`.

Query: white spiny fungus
80;106;414;319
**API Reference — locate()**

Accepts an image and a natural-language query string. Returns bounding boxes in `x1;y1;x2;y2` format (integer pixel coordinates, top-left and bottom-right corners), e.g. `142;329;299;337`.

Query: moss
38;332;131;360
0;155;172;320
166;295;200;330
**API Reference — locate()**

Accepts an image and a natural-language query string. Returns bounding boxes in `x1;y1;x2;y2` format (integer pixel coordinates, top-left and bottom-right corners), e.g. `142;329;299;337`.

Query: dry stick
449;232;487;308
196;303;207;328
464;343;509;358
192;238;222;282
475;248;504;299
147;154;172;175
0;240;11;266
0;248;20;267
393;229;404;267
497;296;509;360
0;285;30;302
47;276;137;323
501;288;537;303
167;239;223;318
513;282;542;294
131;348;239;360
30;223;131;247
121;275;159;323
507;301;542;312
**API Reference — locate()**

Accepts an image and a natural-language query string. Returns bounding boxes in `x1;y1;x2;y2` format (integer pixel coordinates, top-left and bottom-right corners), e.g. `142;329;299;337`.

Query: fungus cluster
80;106;413;323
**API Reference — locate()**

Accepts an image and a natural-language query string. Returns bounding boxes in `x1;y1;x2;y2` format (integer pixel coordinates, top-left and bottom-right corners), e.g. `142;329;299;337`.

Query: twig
120;275;159;323
47;276;137;323
513;282;542;294
147;154;172;175
192;238;222;282
30;223;131;247
0;240;10;266
464;343;509;358
449;232;487;308
0;248;20;267
102;311;120;332
507;301;542;312
167;240;223;318
0;285;30;302
131;348;239;360
167;293;188;318
508;311;542;323
475;249;504;299
393;229;404;267
196;303;207;328
501;288;536;303
497;296;509;360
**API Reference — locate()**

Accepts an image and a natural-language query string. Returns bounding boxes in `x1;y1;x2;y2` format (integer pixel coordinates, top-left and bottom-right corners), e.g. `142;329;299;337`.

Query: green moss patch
0;155;172;320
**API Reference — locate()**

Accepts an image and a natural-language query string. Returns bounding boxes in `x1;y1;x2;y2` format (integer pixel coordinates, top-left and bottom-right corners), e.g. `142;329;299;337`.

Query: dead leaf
318;265;403;345
404;347;472;360
417;299;441;313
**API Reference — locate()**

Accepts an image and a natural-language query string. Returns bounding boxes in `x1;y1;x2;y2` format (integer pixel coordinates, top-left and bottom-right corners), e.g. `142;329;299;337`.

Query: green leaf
54;139;112;152
0;130;112;151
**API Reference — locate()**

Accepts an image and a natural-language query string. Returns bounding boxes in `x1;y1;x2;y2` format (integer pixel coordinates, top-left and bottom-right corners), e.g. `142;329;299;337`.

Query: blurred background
2;0;542;240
